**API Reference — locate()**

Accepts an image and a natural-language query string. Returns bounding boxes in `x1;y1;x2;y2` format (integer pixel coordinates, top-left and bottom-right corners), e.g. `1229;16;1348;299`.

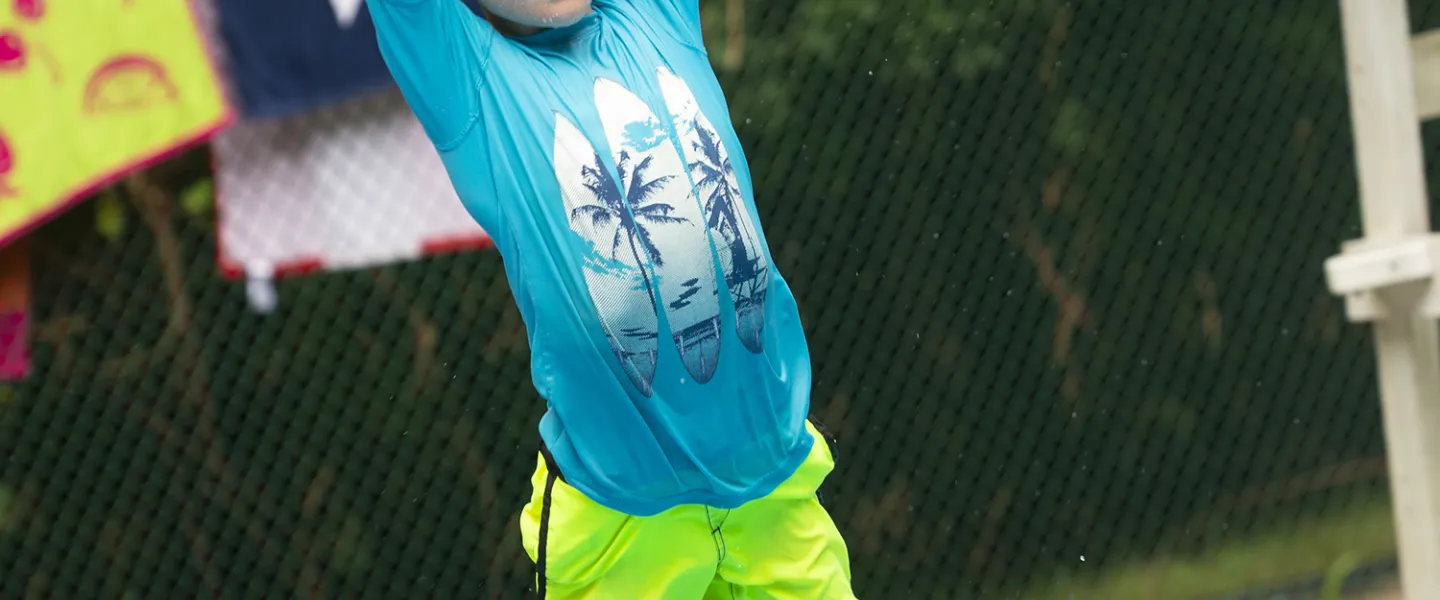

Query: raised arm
367;0;497;149
647;0;701;43
598;0;702;50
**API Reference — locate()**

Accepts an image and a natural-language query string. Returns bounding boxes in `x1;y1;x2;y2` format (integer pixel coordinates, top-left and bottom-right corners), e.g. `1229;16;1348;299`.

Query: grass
1016;499;1398;600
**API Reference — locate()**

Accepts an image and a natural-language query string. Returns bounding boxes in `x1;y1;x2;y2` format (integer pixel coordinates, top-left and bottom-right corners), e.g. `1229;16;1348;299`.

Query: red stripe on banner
421;234;495;255
212;143;326;282
218;256;327;280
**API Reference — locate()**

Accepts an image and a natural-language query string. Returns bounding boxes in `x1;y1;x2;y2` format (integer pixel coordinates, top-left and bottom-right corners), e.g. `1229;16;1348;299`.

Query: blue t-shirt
367;0;813;516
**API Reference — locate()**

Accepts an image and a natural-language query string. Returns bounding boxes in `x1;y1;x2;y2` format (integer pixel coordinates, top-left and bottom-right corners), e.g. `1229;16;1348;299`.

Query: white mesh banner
213;87;489;282
198;0;489;292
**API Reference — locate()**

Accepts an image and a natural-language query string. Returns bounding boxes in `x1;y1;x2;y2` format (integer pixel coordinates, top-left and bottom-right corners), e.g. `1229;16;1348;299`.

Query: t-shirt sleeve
628;0;704;50
367;0;496;149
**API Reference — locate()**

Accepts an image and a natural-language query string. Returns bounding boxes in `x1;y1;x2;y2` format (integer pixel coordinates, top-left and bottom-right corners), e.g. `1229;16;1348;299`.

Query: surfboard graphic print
593;77;723;384
553;114;662;396
657;68;769;353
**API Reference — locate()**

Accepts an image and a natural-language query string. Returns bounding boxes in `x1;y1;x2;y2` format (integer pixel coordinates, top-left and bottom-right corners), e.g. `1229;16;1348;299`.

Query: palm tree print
689;126;744;239
688;124;766;278
594;78;724;385
553;75;766;396
554;116;663;396
570;149;689;310
686;124;767;353
658;67;770;354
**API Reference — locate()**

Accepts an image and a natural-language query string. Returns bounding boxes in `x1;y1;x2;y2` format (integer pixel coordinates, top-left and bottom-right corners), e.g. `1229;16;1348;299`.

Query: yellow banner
0;0;231;244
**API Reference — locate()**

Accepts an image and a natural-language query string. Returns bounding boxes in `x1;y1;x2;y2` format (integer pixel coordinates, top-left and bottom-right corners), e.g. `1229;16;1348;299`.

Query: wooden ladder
1326;0;1440;595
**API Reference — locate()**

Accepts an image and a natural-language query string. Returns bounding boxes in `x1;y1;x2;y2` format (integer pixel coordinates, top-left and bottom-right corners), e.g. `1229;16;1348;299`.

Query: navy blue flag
211;0;370;118
214;0;488;119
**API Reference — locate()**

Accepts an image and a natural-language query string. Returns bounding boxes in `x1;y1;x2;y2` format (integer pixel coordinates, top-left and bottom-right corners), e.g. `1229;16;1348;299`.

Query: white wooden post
1326;0;1440;596
1411;30;1440;121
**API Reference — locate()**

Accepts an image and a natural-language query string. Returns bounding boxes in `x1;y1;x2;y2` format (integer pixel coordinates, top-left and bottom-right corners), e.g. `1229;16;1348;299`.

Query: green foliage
1051;99;1095;157
1322;552;1363;600
180;178;214;218
0;483;13;535
94;189;126;242
1021;500;1394;600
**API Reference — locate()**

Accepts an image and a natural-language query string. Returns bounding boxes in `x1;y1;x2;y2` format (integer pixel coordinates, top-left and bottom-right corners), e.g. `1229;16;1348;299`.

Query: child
367;1;856;597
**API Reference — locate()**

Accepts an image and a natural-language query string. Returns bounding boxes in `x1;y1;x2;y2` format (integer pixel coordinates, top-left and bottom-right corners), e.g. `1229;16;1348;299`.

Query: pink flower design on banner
0;131;15;198
13;0;45;21
0;30;25;72
83;55;178;114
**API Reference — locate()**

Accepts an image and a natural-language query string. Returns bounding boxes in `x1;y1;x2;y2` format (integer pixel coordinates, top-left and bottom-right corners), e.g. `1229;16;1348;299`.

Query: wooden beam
1340;0;1440;597
1412;29;1440;121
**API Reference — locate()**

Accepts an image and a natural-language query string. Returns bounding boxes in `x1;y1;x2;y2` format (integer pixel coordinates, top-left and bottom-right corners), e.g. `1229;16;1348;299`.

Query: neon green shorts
519;421;857;599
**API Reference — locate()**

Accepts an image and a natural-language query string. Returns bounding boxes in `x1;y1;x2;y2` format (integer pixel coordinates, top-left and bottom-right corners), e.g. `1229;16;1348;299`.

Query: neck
486;14;548;37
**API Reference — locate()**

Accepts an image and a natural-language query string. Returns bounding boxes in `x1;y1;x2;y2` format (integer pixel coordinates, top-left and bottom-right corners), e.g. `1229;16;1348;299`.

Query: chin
488;0;593;29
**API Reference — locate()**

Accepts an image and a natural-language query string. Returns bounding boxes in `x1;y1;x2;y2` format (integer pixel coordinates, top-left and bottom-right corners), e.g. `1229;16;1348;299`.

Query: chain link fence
4;0;1436;598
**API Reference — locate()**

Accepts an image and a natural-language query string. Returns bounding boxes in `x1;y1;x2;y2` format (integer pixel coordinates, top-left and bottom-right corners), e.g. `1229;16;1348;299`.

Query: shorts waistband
539;441;568;484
